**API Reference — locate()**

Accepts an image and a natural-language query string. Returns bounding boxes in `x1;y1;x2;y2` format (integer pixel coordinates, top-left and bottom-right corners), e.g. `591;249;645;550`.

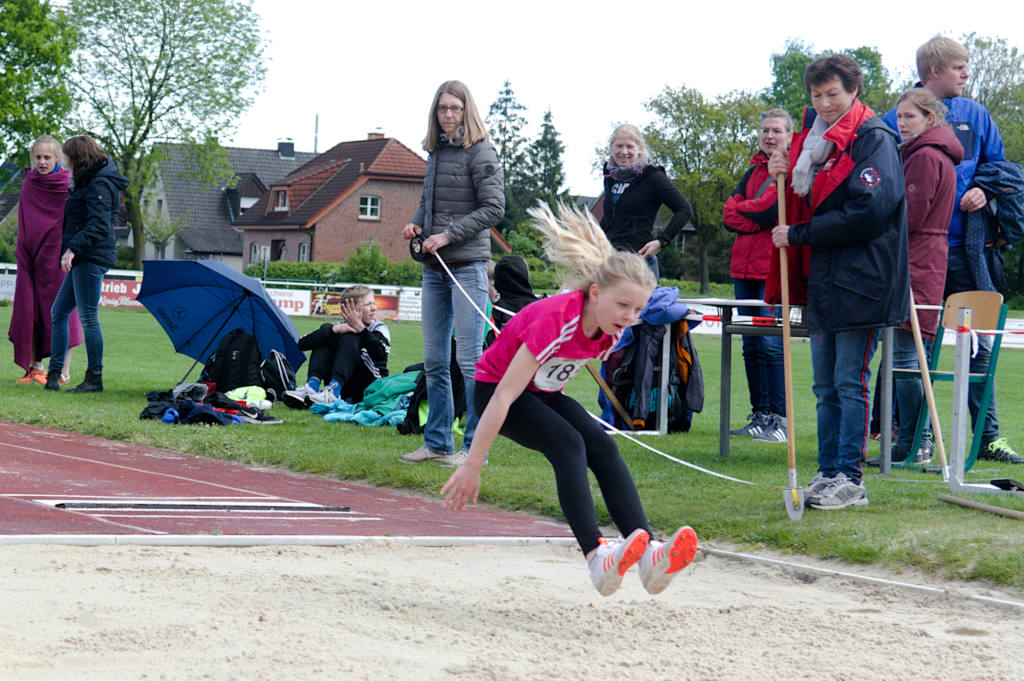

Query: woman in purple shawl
8;136;82;385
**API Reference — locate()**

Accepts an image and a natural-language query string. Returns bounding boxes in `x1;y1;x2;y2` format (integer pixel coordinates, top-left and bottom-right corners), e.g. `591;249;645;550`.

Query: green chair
892;290;1007;472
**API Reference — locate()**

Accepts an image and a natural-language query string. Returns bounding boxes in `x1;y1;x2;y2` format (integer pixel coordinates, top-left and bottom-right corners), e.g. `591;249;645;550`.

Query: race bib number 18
533;357;586;391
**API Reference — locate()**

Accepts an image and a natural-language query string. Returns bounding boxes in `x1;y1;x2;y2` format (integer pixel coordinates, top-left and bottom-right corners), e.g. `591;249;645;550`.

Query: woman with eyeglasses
598;124;693;280
399;80;505;467
769;54;910;510
721;109;793;445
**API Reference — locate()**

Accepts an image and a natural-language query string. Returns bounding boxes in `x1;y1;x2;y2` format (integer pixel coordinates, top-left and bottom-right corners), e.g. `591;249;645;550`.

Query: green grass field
2;303;1023;590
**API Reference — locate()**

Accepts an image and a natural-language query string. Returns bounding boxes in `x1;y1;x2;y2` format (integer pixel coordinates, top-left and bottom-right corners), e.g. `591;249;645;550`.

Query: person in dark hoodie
769;54;910;510
45;135;128;393
491;255;539;330
869;88;963;467
599;124;693;280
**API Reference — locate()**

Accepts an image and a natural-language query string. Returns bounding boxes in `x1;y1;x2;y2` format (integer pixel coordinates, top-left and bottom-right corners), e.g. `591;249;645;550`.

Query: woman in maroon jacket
722;109;793;443
886;88;964;465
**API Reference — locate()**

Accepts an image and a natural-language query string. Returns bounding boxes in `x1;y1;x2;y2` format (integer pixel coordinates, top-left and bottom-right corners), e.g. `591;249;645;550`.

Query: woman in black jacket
599;124;693;279
46;135;128;393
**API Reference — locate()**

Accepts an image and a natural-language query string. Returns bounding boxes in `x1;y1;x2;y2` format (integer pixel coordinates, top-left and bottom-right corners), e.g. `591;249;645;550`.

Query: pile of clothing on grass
140;382;282;425
311;370;420;427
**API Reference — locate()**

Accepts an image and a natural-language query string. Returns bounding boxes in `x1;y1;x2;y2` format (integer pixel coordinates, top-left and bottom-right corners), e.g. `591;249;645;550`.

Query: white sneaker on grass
808;472;868;510
307;386;339;406
803;471;833;502
439;449;488;468
588;528;649;596
638;526;699;595
282;384;315;409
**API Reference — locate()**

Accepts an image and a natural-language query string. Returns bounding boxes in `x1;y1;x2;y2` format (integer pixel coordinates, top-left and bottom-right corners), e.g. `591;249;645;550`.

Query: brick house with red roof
233;134;427;265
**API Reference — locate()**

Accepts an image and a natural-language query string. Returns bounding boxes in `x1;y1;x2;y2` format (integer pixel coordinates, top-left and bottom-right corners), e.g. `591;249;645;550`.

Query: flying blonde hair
527;201;656;293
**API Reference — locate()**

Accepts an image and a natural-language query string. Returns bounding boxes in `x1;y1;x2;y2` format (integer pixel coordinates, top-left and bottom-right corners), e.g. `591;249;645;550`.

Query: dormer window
273;190;288;212
359;195;381;220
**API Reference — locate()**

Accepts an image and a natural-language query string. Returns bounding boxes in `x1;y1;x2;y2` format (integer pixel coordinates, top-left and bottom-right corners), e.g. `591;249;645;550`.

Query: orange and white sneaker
16;368;46;385
587;528;649;596
638;526;699;595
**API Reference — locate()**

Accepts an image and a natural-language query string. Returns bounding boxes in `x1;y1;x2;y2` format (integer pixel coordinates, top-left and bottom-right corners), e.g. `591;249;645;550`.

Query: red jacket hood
900;124;964;165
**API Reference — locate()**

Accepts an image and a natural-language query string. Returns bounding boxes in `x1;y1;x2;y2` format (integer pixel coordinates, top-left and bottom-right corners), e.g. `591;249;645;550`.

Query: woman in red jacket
722;109;793;443
885;88;963;465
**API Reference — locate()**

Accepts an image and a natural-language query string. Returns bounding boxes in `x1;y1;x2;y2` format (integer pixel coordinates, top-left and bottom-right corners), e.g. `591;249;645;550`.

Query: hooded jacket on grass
900;124;963;337
492;255;538;329
768;100;910;334
63;157;128;269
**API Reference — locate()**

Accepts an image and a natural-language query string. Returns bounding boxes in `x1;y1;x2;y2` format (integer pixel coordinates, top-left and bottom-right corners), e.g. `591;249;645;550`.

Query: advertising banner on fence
308;289;400;320
267;288;312;317
0;273;14;301
99;278;143;308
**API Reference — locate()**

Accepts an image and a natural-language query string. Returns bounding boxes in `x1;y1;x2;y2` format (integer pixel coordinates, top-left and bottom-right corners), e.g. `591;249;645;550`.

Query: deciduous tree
645;86;764;292
67;0;265;268
765;40;896;121
0;0;75;163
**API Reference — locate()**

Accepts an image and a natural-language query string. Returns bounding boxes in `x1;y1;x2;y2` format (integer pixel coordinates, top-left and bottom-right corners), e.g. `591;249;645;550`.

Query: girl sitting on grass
441;202;698;596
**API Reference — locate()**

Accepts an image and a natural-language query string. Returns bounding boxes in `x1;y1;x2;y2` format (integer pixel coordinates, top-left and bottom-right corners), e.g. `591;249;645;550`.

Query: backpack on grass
200;328;262;393
260;349;297;401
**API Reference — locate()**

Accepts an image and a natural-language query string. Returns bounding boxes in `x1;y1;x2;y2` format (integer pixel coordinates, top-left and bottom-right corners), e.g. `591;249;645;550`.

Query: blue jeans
49;262;107;374
892;327;933;450
734;278;785;415
421;261;488;454
810;328;879;483
945;246;999;444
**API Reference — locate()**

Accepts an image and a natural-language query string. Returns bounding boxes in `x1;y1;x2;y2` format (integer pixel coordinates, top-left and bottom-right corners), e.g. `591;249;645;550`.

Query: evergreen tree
526;108;567;208
486;80;530;232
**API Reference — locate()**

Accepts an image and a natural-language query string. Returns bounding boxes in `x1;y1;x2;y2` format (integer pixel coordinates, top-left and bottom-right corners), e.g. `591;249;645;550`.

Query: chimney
277;138;295;159
367;131;384;140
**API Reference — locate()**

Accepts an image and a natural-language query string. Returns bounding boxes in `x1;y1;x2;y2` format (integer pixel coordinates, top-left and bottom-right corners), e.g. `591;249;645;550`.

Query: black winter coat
599;165;693;252
63;158;128;269
788;109;910;333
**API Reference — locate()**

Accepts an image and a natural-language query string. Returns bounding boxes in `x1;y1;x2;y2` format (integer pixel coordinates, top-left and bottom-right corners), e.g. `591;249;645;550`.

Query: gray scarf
791;112;842;197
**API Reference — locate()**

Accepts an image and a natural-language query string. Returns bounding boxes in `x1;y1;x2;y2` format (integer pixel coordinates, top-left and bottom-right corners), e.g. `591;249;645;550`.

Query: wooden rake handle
777;175;797;471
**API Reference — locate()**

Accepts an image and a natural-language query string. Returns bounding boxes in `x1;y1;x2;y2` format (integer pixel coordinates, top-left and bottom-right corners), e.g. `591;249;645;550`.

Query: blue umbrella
138;260;306;377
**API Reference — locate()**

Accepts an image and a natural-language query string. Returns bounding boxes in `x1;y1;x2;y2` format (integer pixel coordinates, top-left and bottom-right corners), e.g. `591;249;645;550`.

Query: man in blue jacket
882;36;1022;464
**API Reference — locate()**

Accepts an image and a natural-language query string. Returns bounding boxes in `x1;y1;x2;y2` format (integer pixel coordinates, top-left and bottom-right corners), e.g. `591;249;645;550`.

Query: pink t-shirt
474;290;621;392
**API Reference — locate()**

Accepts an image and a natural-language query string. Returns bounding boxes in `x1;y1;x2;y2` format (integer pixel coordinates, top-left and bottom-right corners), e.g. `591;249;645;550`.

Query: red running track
0;422;572;543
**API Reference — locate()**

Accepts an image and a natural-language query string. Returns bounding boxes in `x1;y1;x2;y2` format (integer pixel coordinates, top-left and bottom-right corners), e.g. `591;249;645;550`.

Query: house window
250;242;259;264
359;195;381;220
298;243;308;262
274;190;288;212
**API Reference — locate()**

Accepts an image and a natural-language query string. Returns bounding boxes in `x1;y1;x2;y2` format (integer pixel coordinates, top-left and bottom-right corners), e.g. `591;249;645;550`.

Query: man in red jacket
722;109;793;443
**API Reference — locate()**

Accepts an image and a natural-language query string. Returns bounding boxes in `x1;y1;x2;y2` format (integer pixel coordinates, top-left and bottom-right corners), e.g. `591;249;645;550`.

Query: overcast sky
229;0;1023;197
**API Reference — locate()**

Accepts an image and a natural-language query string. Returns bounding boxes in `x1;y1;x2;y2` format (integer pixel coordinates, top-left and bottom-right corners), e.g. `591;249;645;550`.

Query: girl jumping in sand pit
441;202;698;596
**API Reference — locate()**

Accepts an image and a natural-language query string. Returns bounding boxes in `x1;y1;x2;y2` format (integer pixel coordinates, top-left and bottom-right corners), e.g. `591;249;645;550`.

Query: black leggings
475;381;651;555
